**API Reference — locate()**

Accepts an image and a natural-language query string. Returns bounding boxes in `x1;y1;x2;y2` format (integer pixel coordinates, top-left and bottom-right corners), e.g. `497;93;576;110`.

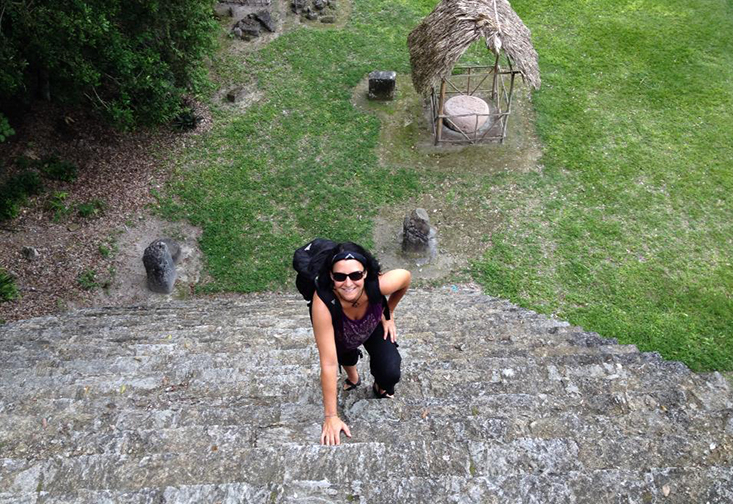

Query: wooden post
435;80;447;145
491;54;499;103
500;72;516;143
467;67;472;95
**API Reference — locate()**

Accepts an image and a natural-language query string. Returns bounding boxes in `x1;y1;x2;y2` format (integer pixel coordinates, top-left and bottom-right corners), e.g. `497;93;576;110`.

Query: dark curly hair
314;242;383;304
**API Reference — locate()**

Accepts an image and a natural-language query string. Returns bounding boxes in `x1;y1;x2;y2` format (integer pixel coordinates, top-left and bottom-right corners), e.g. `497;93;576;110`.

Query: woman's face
331;259;366;302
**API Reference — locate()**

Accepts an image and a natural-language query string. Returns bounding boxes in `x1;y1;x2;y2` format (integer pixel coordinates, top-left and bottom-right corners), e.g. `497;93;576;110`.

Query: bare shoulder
311;291;333;326
378;269;412;295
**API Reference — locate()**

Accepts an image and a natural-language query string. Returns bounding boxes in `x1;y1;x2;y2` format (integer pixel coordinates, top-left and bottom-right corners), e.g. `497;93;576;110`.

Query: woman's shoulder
377;269;412;295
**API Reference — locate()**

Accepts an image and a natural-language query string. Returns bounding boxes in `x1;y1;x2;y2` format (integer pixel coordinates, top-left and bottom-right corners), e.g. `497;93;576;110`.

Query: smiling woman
307;242;411;445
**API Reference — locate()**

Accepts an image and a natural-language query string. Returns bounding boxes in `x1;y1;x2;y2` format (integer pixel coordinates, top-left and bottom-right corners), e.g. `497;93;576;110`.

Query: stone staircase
1;285;731;503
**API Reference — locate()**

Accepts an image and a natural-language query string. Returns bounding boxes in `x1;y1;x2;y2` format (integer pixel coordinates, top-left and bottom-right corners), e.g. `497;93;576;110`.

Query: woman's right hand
320;416;352;445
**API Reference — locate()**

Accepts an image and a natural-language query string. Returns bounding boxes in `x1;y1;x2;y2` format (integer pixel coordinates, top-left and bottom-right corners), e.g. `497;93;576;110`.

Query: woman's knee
374;353;401;387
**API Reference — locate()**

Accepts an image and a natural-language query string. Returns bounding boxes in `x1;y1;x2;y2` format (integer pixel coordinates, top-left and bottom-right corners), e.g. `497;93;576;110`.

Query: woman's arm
378;269;412;342
379;268;412;312
311;293;351;445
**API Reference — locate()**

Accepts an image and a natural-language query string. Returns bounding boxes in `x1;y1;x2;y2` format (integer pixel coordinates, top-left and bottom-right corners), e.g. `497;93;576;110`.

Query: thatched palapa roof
407;0;541;95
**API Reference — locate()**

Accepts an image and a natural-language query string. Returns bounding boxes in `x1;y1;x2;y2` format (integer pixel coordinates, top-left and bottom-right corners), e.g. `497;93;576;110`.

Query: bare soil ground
0;102;209;323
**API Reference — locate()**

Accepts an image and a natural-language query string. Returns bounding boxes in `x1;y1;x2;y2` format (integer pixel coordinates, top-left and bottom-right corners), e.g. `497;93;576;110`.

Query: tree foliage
0;0;217;128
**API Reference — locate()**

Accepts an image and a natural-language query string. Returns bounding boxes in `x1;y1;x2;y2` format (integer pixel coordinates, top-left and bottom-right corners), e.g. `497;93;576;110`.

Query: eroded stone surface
0;286;731;502
444;95;490;134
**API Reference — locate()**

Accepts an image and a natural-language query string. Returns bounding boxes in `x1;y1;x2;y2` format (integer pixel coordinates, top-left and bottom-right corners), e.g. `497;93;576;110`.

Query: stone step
5;389;727;439
2;355;729;429
2;465;732;504
0;337;643;391
1;286;731;502
0;332;634;380
3;435;733;497
3;388;731;462
3;409;730;466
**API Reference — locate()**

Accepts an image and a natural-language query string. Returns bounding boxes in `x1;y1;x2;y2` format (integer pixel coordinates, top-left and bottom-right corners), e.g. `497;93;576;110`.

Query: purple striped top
336;302;383;351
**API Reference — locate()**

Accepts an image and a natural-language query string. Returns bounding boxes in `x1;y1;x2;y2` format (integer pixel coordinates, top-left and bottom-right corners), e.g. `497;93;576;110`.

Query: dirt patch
352;74;542;176
0;102;209;323
91;217;204;308
352;74;543;283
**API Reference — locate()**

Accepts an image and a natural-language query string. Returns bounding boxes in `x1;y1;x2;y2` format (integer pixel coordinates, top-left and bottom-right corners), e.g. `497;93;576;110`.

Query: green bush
0;198;21;222
172;107;202;131
77;269;99;290
0;1;218;129
0;269;19;302
0;171;44;221
77;199;106;218
0;113;14;143
40;156;78;182
45;191;70;221
15;171;44;196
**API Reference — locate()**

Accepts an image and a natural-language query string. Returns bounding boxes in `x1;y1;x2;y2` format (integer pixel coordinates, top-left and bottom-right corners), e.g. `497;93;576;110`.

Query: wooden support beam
436;80;447;145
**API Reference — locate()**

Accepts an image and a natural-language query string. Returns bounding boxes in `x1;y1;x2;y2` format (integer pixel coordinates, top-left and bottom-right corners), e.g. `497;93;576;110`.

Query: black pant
337;323;401;395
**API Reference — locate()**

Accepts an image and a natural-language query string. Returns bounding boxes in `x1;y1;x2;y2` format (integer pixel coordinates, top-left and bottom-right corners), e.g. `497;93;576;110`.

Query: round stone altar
443;95;491;134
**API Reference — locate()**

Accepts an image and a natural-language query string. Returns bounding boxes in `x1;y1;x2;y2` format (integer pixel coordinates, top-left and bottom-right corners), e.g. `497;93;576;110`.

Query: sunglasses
331;270;365;282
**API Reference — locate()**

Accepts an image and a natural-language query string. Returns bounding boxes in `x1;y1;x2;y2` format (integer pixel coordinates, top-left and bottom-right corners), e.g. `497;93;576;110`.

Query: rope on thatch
408;0;541;95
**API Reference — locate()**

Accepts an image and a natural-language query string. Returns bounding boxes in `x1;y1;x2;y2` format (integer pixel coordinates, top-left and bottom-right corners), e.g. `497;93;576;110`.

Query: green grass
77;269;99;290
0;269;19;303
0;170;44;221
160;0;427;292
161;0;733;371
474;0;733;371
39;156;78;182
77;199;106;218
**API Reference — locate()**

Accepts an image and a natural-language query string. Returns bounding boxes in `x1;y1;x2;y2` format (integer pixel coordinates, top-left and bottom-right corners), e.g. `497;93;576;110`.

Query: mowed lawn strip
475;0;733;371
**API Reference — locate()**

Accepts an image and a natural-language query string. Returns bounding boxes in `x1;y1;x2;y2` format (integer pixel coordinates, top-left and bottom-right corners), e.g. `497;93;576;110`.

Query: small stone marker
368;71;396;101
226;87;245;103
142;239;180;294
253;11;276;32
402;208;434;253
443;95;490;134
233;16;262;40
21;246;40;261
213;3;233;18
231;11;275;41
291;0;334;22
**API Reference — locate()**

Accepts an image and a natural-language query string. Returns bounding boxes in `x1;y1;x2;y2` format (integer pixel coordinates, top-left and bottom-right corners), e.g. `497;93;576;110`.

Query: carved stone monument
368;71;397;101
142;239;180;294
402;208;435;254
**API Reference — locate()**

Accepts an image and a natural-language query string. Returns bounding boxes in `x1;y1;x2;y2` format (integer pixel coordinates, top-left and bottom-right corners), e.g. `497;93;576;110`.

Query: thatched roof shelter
408;0;541;95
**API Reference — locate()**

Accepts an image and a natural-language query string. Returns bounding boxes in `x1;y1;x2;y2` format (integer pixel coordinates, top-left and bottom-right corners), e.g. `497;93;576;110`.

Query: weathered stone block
213;3;233;18
402;208;434;253
368;71;396;101
21;246;40;261
253;10;276;32
443;95;490;134
142;239;178;294
226;87;245;103
232;16;262;40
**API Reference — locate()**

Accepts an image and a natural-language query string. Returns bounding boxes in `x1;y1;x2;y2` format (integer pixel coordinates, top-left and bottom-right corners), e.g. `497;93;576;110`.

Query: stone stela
402;208;437;260
368;71;397;101
142;238;180;294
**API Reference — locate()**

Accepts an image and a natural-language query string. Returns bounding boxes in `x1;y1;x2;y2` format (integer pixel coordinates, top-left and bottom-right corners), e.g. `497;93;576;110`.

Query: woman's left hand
381;315;397;343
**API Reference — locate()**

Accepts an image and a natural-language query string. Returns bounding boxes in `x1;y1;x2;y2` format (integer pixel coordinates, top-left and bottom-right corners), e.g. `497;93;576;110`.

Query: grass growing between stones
474;0;733;371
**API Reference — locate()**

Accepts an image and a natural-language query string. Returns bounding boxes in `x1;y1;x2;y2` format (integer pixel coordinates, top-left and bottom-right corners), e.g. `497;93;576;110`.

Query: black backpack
293;238;390;324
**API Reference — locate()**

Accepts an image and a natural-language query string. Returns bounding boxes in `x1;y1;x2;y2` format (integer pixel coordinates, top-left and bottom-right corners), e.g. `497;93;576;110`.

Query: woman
310;242;411;445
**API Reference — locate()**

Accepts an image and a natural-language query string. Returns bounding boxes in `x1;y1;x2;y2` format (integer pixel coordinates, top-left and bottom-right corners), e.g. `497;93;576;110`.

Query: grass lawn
476;0;733;371
161;0;733;372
